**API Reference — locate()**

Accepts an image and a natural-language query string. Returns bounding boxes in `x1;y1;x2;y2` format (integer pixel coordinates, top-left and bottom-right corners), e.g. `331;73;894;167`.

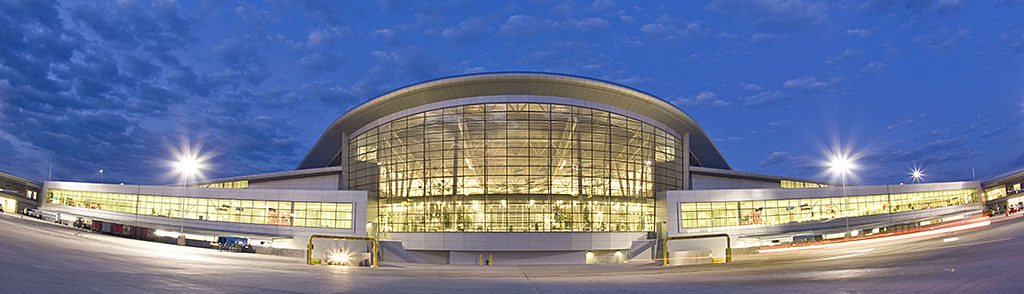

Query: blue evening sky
1;0;1022;185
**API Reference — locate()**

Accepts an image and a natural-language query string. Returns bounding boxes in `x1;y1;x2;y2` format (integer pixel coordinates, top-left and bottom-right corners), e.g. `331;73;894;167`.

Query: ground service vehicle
212;236;256;253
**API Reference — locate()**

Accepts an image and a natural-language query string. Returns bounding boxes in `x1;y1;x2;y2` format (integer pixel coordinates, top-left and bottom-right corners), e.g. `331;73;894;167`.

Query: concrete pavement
2;213;1024;293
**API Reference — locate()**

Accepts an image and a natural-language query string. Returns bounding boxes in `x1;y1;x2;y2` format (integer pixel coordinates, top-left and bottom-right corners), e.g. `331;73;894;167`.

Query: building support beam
683;132;691;190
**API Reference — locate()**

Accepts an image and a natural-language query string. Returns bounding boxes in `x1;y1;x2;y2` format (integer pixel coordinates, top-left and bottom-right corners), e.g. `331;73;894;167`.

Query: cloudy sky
1;0;1022;185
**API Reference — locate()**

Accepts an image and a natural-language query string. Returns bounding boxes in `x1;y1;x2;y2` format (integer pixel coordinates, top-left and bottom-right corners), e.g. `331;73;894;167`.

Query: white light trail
759;218;990;254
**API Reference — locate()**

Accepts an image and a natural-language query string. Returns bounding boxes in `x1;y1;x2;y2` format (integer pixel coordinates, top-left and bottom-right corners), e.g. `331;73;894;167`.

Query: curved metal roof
297;72;730;170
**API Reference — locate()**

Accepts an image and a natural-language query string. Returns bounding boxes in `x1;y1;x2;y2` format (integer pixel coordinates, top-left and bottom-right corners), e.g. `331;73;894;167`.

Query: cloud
846;29;871;37
640;15;707;41
0;1;314;184
613;75;651;85
376;0;411;12
742;83;763;91
741;90;784;106
371;28;396;39
769;120;789;126
345;46;456;98
297;53;344;73
931;128;951;136
886;118;914;131
68;1;194;54
463;66;486;73
672;91;730;107
749;33;777;44
381;47;454;79
760;151;791;166
782;76;842;90
307;29;331;47
499;15;557;36
212;36;269;85
867;0;967;13
741;77;841;107
615;36;644;47
292;81;358;104
498;14;609;37
980;119;1021;138
716;31;739;39
826;48;863;64
886;137;968;164
441;17;491;42
714;136;746;143
1011;32;1024;53
591;0;616;11
913;28;971;50
860;61;887;75
571;17;611;31
619;14;636;23
705;0;830;31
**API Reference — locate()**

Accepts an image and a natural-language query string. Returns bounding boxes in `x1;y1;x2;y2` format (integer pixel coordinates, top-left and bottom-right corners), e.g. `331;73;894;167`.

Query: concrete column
682;133;691;190
339;132;349;190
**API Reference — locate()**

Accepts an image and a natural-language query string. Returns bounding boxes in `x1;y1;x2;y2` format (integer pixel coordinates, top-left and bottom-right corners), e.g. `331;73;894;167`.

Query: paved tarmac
2;212;1024;293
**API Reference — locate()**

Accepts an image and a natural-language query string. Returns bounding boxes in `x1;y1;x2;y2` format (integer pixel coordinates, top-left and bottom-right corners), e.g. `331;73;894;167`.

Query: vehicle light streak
628;255;718;263
818;253;867;261
759;216;990;254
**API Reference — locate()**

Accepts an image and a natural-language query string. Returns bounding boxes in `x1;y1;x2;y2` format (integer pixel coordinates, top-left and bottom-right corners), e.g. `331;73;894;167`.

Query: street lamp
175;155;204;245
910;168;924;183
99;169;104;184
829;155;855;237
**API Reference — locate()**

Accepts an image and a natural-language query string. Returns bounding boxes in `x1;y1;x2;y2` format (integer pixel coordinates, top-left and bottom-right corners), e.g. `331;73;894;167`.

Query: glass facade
985;186;1006;202
47;189;353;229
0;196;16;213
680;189;977;229
349;103;686;232
780;180;831;189
197;180;249;189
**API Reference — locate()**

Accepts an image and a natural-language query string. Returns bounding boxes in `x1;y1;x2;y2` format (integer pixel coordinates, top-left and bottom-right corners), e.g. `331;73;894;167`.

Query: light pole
969;150;976;181
99;169;104;184
175;156;202;246
48;150;53;181
830;156;854;237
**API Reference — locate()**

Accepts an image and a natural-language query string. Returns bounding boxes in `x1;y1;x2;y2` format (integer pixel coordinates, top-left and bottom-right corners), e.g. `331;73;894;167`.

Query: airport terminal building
39;73;985;264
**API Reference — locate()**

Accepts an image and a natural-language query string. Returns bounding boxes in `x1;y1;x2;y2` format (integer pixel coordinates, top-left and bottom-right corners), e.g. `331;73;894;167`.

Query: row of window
378;197;655;232
47;189;353;229
780;180;832;189
197;180;249;189
680;189;976;229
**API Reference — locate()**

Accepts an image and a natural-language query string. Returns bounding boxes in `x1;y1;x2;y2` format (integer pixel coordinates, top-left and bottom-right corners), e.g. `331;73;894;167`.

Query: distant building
40;73;985;264
981;167;1024;213
0;171;42;213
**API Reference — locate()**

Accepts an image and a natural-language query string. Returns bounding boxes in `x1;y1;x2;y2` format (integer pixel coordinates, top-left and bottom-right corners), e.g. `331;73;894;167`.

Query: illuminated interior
197;180;249;189
680;189;977;229
985;186;1006;201
0;195;16;213
47;189;353;229
349;103;687;232
780;180;832;189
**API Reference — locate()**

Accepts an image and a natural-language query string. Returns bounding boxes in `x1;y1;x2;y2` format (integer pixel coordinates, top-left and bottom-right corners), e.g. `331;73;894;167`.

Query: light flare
910;167;924;183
